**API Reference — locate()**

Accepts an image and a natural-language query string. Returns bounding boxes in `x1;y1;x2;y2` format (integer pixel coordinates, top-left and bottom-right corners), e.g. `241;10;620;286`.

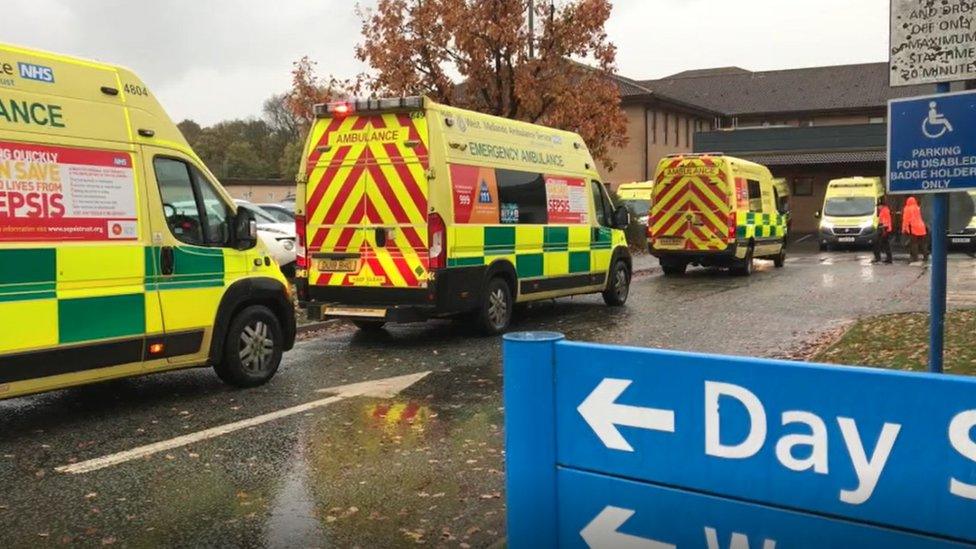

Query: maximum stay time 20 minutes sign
891;0;976;87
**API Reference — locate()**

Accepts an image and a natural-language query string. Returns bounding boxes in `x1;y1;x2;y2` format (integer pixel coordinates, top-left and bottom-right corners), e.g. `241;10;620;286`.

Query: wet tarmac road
2;246;975;547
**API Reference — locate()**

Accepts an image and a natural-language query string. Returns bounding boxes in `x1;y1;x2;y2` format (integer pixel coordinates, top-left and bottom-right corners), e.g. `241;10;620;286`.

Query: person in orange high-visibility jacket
902;196;929;263
873;199;893;264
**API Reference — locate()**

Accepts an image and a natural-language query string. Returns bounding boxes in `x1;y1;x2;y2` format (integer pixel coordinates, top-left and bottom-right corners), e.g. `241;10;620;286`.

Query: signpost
889;0;976;373
890;0;976;87
504;333;976;548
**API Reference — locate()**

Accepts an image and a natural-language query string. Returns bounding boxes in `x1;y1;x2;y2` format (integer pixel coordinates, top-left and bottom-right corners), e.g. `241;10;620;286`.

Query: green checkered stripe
737;212;787;240
447;226;613;279
0;246;224;346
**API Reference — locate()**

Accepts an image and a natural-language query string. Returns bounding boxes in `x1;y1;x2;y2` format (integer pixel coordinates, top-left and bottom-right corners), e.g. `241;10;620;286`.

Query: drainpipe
643;107;650;181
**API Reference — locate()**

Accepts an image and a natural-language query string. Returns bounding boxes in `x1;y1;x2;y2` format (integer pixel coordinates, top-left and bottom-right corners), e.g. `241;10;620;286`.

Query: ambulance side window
591;180;612;227
747;180;763;213
496;169;548;224
154;157;231;247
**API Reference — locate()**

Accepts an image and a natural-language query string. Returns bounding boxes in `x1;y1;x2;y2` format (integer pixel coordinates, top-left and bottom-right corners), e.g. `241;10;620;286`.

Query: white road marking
794;234;813;244
56;371;431;475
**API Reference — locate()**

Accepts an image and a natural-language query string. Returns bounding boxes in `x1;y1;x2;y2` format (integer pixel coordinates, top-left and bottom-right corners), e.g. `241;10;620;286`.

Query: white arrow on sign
581;506;676;549
577;378;675;452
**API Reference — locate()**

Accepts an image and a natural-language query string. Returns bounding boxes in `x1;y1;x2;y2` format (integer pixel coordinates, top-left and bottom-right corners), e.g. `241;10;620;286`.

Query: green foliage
815;309;976;376
178;94;305;181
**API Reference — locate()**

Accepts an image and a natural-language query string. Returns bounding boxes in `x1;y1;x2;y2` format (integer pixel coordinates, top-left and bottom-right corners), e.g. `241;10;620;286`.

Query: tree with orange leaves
289;0;628;170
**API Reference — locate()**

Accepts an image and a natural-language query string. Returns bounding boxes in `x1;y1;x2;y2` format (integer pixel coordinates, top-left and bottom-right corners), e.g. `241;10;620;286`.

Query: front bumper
948;233;976;248
819;228;877;247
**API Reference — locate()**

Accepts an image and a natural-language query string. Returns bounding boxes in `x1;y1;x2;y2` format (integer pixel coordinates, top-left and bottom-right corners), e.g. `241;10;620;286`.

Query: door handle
375;227;388;248
160;246;175;275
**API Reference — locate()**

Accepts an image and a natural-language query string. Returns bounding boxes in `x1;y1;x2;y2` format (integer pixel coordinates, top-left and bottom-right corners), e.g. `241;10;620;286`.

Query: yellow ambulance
648;154;787;276
295;97;632;334
616;181;654;225
815;177;885;251
0;44;295;400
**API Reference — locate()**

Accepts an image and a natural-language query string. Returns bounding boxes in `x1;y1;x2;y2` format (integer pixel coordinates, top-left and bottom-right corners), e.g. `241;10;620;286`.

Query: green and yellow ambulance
0;44;295;400
295;96;632;334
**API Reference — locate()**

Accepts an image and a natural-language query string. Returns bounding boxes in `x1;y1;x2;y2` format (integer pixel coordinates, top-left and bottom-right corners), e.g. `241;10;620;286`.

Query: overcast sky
4;0;889;125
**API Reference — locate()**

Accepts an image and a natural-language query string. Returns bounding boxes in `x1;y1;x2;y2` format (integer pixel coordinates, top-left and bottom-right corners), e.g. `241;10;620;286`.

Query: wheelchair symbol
923;101;954;139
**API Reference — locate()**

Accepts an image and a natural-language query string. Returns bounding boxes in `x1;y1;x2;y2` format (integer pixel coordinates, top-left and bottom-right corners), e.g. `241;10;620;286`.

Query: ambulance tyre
774;244;787;268
477;276;513;335
352;320;386;331
732;246;755;277
603;260;631;307
215;305;284;388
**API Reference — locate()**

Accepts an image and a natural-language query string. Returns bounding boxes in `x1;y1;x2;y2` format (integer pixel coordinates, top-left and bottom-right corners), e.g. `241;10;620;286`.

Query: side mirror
814;211;821;219
612;205;631;229
234;208;258;250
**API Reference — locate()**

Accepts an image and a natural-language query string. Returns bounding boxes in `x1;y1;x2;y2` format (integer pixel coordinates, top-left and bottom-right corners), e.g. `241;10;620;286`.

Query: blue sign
503;333;976;548
888;90;976;194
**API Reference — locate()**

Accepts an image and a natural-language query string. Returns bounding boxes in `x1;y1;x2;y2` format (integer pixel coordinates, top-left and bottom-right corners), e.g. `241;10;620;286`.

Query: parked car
236;201;297;277
258;203;296;223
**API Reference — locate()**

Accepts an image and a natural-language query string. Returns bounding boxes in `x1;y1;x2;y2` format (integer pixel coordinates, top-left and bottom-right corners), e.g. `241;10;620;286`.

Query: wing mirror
612;205;631;229
234;208;258;250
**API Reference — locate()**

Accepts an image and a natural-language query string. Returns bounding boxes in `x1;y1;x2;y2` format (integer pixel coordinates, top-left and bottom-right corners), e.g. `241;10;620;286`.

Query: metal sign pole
928;81;951;373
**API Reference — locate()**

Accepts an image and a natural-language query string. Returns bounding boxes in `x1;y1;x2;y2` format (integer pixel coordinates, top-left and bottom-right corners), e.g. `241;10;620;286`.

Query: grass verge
814;309;976;376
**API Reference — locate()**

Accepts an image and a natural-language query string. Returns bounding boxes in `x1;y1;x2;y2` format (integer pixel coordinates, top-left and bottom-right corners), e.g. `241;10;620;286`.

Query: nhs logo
18;62;54;83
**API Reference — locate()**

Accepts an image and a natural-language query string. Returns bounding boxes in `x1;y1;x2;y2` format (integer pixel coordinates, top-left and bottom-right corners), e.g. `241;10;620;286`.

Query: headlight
820;221;834;231
861;219;875;229
280;239;295;252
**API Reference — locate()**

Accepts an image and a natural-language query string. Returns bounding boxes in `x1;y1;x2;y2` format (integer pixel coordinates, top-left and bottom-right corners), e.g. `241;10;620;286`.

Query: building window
651;110;657;145
793;177;814;197
663;114;669;145
685;118;691;147
674;115;680;145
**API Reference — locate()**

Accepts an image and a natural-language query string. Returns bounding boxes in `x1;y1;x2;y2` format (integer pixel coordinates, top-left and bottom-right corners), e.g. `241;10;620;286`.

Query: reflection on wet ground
2;248;975;546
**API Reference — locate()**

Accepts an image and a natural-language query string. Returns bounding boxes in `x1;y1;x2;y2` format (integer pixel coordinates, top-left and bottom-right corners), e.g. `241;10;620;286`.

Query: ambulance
0;44;295;400
816;177;885;250
616;181;654;225
648;154;787;276
948;191;976;251
295;97;632;334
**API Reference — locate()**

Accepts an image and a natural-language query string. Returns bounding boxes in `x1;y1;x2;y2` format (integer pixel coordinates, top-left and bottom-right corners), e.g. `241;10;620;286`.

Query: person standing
902;196;928;264
873;199;893;264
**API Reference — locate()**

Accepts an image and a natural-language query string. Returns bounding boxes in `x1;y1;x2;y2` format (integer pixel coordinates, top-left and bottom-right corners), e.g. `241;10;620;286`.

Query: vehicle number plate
838;237;856;243
657;236;684;247
323;307;386;318
318;258;358;272
953;238;971;244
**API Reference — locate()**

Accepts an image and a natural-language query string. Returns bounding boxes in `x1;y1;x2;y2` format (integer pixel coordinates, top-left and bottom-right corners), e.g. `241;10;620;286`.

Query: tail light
728;211;737;243
428;213;447;270
295;214;308;269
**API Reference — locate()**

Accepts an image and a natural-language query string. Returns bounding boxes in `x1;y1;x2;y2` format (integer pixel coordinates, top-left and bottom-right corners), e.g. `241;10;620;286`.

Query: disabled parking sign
503;333;976;547
888;90;976;194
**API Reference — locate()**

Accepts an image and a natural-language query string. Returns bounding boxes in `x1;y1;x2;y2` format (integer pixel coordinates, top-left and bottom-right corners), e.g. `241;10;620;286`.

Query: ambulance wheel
216;305;284;388
661;261;687;277
732;247;755;276
603;260;631;306
477;276;513;335
773;245;787;268
351;320;386;331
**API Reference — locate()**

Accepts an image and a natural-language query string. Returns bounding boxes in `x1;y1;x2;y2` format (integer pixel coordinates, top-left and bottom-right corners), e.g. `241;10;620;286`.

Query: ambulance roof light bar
665;152;724;158
314;96;424;118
